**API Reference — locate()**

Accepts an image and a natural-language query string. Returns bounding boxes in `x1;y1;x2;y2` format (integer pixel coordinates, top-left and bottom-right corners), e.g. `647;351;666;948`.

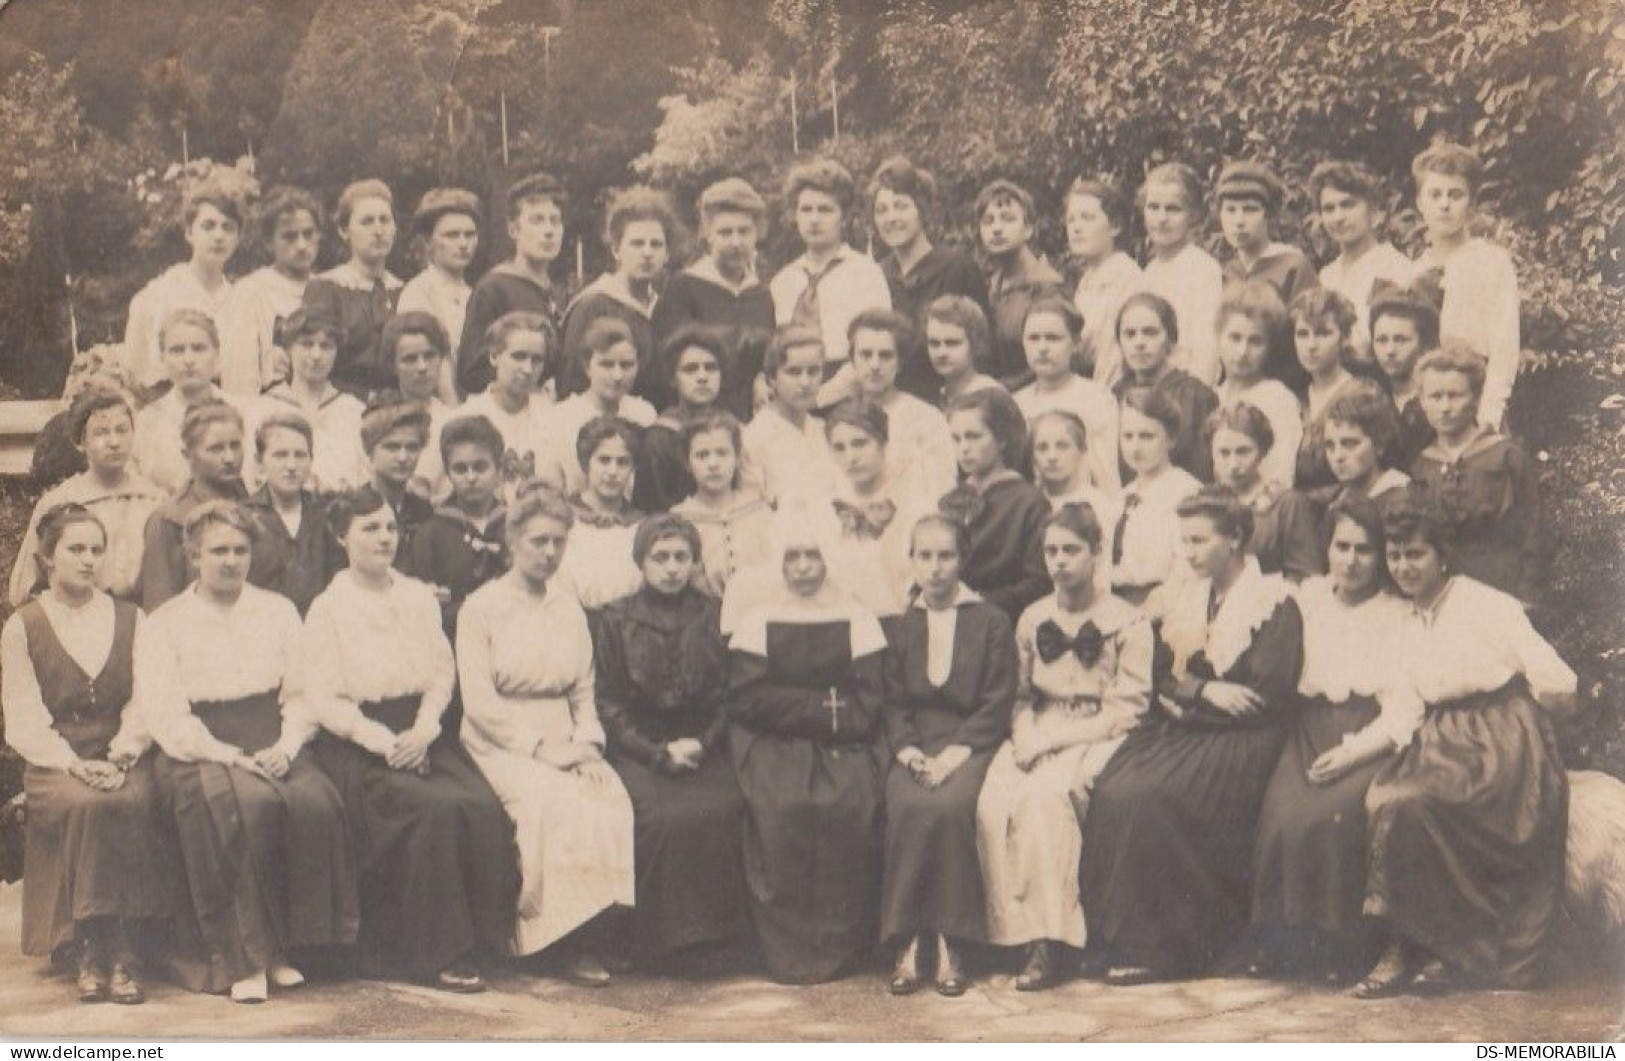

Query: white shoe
269;963;305;989
229;972;268;1004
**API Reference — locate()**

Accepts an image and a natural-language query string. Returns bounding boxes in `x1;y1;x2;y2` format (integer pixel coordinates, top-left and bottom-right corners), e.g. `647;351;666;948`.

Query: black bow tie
1035;619;1105;667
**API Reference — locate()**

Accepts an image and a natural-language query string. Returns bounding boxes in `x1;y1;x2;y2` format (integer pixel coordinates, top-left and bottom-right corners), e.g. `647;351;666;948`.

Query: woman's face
186;203;241;268
289;332;338;387
1416;172;1472;242
873;187;924;251
1143;179;1195;250
392;334;444;402
269;208;320;278
1031;418;1084;490
510;198;564;264
1023;310;1076;382
828;421;886;491
345;195;397;265
1179;513;1237;580
340;504;399;577
687;428;738;494
1322;419;1380;485
978;197;1030;257
79;405;135;473
850;327;901;399
426;211;479;275
926;319;974;382
1217;312;1270;383
585;434;633;505
491;330;548;397
369;425;424;486
1211;426;1264;492
259;426;312;498
794;189;844;253
45;520;106;597
641;534;696;596
192;523;252;597
445;441;499;511
188;421;244;487
1119;405;1172;476
586;341;639;405
1043;524;1098;592
1294;315;1344;378
1327;515;1381;597
1118;305;1172;378
161;322;220;395
1371;314;1423;384
949;408;1003;478
704;210;758;281
770;342;824;413
1066;193;1118;263
1417;367;1479;438
781;544;827;598
1386;533;1446;602
510;514;569;584
909;523;962;603
614;219;669;284
672;346;722;409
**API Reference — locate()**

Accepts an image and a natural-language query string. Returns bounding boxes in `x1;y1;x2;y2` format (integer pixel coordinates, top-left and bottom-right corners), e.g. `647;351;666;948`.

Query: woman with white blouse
297;486;518;993
139;501;358;1002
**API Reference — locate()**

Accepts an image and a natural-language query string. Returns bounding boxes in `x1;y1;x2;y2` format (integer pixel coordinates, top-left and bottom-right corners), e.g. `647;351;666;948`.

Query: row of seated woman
1;474;1576;1006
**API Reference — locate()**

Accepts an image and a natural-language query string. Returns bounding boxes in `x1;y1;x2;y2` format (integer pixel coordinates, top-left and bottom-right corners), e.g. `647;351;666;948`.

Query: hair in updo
1175;484;1254;547
326;484;393;540
1043;501;1104;552
159;307;220;353
633;513;703;567
909;512;969;560
182;499;258;555
507;481;575;541
1115;290;1179;346
32;503;108;590
1380;486;1455;559
1205;401;1276;455
68;388;137;445
576;415;640;473
181;400;245;454
823;397;890;446
946;387;1027;470
1323;492;1391;590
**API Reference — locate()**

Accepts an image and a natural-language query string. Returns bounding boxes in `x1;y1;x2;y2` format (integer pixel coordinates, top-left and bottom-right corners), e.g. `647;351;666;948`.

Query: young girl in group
1290;288;1367;492
403;414;510;636
1309;161;1412;360
1367;282;1440;471
741;325;838;512
1407;342;1542;606
249;309;370;495
1313;386;1412;509
540;318;658;498
1139;163;1223;387
133;310;241;495
557;417;647;611
1110;293;1218;482
1030;410;1116;517
825;399;934;617
671;411;775;607
222;185;322;397
1012;296;1121;492
244;411;339;616
359;394;435;565
1207;404;1323;584
1215;281;1302;491
398;188;482;406
977;179;1067;392
382;312;455;417
847;308;959;502
1108;390;1203;606
1065;177;1143;388
925;296;1004;406
138;401;249;611
633;325;728;513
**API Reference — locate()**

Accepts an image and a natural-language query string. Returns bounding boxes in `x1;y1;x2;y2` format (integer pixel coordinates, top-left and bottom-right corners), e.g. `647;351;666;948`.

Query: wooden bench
0;400;61;477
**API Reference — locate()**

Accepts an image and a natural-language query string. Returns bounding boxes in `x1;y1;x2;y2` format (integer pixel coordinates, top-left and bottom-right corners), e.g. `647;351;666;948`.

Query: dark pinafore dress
16;600;169;956
312;695;518;980
155;687;360;993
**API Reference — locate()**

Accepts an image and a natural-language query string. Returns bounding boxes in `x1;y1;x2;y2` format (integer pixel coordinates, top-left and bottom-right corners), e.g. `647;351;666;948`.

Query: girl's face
873;187;924;251
687;428;738;495
1143;179;1195;250
1318;186;1377;251
269;208;320;278
1417;367;1479;438
585;435;634;505
370;426;424;485
1323;419;1380;485
614;219;669;284
1066;193;1118;263
490;330;548;396
510;514;568;583
782;545;827;597
586;341;639;405
1120;405;1172;476
1031;418;1085;490
426;211;479;275
392;334;444;402
1217;313;1270;383
259;426;312;498
1219;198;1269;255
510;198;564;264
1386;533;1446;602
1416;172;1472;241
192;523;252;597
926;319;974;382
909;523;962;603
1294;314;1345;378
1023;310;1077;382
1118;305;1172;379
1327;515;1381;598
79;406;135;473
445;441;499;511
1179;513;1237;579
771;343;824;413
850;328;901;398
948;409;1003;479
345;196;396;264
1043;524;1098;592
186;204;241;268
641;534;696;597
162;322;220;394
46;520;106;596
672;346;721;409
828;421;886;491
188;421;244;487
704;210;757;281
978;198;1030;257
340;504;399;577
289;332;338;387
1211;426;1264;491
794;189;844;253
1371;314;1424;384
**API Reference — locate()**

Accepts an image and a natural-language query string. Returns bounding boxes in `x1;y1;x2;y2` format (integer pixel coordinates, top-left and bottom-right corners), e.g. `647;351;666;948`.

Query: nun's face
782;545;827;598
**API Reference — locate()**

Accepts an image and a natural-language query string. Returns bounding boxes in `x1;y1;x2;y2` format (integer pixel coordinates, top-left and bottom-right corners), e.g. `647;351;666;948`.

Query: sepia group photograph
0;0;1621;1046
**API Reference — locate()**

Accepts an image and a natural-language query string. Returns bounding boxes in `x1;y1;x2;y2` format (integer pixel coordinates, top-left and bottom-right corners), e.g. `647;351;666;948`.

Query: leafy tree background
0;0;1620;774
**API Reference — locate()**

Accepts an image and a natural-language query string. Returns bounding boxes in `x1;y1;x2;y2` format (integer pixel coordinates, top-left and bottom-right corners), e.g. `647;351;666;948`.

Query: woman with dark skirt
1249;495;1419;979
880;514;1017;997
139;501;359;1002
1353;492;1577;997
296;486;519;992
726;506;888;984
595;514;750;965
1080;486;1303;984
2;505;169;1004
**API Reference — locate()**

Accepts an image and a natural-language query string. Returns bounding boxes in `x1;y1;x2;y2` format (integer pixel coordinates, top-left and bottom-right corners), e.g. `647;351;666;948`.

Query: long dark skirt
880;722;995;945
313;696;518;980
155;690;360;993
1364;679;1567;988
610;749;749;962
22;761;170;956
1080;717;1286;975
730;725;885;984
1251;696;1388;972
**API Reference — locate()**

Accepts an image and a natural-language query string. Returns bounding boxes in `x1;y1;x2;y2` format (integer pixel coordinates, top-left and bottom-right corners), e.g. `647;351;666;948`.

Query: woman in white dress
825;398;934;617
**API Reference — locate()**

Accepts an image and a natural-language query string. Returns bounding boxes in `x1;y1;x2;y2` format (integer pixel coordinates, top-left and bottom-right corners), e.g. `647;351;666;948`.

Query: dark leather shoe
889;934;924;995
108;963;144;1005
1015;941;1063;992
935;936;967;997
76;943;108;1003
